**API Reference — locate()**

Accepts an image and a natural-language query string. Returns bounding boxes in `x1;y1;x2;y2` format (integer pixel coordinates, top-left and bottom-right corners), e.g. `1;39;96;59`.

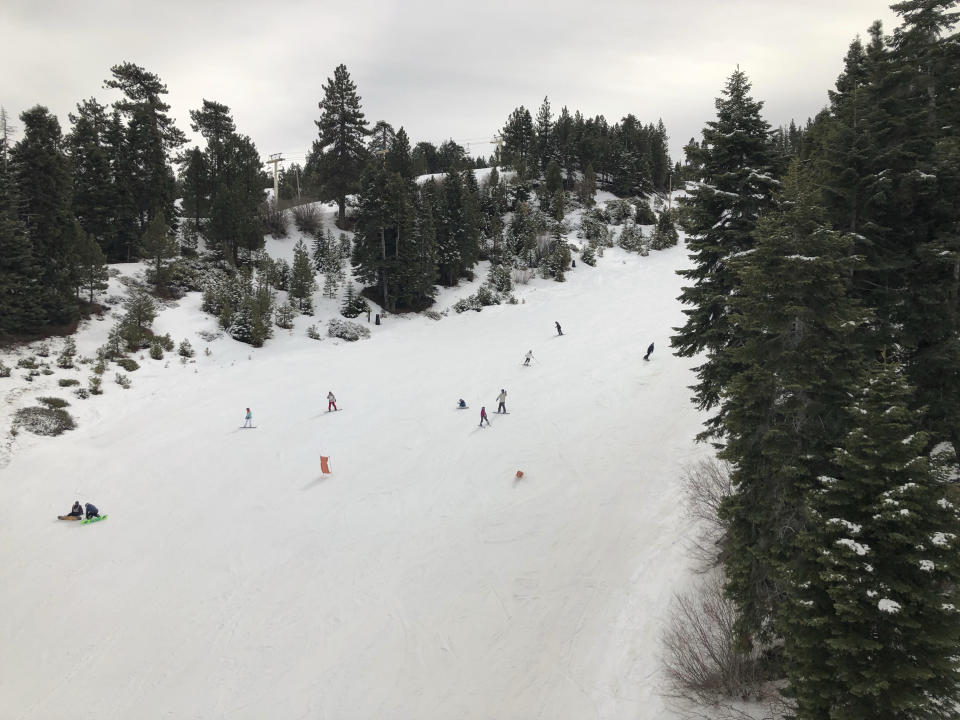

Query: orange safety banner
320;456;331;474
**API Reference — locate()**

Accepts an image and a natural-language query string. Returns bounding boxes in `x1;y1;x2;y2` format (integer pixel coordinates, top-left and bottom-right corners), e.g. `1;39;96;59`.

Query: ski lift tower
266;153;285;205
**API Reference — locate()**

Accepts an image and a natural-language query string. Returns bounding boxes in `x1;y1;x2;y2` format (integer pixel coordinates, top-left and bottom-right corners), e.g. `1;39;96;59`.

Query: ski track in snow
0;216;710;720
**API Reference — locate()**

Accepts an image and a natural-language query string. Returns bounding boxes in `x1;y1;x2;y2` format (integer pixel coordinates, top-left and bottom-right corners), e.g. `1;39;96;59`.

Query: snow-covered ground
0;214;709;719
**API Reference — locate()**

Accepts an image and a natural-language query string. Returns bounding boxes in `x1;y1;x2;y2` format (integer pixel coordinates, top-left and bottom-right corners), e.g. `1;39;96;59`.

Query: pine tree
578;163;596;207
140;211;178;292
500;106;535;182
289;239;317;313
783;364;960;718
0;107;44;335
12;105;78;326
534;96;555;174
179;146;207;230
649;210;679;249
74;222;109;303
670;68;778;440
67;98;114;255
720;164;868;647
104;63;186;236
311;64;369;226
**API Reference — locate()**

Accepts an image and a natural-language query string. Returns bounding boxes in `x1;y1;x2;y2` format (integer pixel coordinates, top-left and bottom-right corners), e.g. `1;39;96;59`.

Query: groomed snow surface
0;218;709;719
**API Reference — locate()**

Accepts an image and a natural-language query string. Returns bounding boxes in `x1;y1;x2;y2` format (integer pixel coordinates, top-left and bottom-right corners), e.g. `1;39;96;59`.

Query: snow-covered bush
579;210;611;248
13;406;76;436
306;324;322;340
88;375;102;395
274;301;296;329
149;340;164;360
58;378;80;387
17;356;38;370
38;396;70;409
634;201;657;225
487;263;512;293
35;343;50;358
157;333;175;352
340;283;369;318
74;387;90;400
0;361;9;378
650;210;679;249
617;222;646;253
425;310;443;321
327;318;370;341
175;340;193;359
57;338;77;368
604;198;633;225
580;243;597;267
115;373;131;389
115;358;140;372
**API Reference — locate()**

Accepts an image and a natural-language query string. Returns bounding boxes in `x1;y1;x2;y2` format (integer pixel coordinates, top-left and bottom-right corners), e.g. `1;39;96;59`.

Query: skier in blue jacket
84;503;100;520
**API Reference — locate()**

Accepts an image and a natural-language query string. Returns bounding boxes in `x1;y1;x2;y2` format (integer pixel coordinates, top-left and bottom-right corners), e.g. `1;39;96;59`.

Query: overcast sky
3;1;899;166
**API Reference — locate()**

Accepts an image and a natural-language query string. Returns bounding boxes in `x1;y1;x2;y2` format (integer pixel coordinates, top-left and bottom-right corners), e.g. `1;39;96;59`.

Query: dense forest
669;1;960;716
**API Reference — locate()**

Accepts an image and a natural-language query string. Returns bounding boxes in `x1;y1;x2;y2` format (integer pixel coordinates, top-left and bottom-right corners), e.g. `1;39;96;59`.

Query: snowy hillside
0;211;709;720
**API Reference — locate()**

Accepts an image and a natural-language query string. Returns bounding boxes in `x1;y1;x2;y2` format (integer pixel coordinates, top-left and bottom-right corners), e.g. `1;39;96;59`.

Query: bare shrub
682;458;734;572
291;203;322;234
662;573;780;719
259;201;288;238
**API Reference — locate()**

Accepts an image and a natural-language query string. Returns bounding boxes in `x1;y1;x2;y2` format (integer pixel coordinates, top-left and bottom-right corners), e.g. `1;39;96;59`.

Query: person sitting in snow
458;399;467;409
66;501;83;518
84;503;100;520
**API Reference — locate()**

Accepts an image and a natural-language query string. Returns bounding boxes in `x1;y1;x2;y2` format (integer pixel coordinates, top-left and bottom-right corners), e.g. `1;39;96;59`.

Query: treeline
671;1;960;716
0;62;272;338
1;57;677;338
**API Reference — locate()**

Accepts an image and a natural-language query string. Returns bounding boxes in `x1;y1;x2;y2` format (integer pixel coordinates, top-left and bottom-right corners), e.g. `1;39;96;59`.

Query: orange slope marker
320;456;332;474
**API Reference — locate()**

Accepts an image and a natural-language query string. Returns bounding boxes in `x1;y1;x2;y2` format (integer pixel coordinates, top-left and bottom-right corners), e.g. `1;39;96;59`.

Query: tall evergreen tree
719;163;868;645
784;364;960;718
0;108;43;334
67;98;114;256
140;211;178;292
104;63;186;235
310;64;369;225
670;68;778;440
12;105;78;325
74;222;109;304
534;96;555;174
289;239;317;313
500;106;535;182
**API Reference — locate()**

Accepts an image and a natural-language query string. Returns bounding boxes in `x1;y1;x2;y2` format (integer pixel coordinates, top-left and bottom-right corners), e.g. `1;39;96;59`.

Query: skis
240;425;257;429
81;514;108;525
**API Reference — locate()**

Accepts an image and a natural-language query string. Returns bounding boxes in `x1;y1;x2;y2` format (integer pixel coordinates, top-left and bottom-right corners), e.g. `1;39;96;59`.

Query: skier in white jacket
496;389;507;414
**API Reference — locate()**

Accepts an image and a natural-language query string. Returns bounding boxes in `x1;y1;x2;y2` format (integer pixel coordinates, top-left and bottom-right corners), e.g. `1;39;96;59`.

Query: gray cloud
2;1;898;163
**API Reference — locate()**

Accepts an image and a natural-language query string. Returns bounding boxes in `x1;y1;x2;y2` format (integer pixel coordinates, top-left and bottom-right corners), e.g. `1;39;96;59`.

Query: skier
479;406;490;427
458;399;467;409
555;321;563;336
643;342;654;361
524;350;534;366
496;389;507;414
84;502;100;520
243;408;254;427
327;391;338;412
